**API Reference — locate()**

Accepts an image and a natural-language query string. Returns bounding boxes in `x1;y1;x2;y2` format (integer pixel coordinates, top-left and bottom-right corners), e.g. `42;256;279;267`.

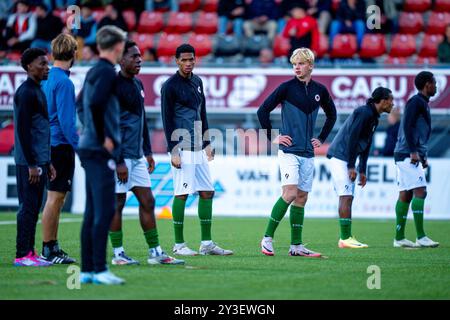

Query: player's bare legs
337;195;368;248
42;191;67;242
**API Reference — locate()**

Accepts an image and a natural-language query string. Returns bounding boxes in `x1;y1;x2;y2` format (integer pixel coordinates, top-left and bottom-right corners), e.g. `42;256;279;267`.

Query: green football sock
198;198;212;241
411;197;426;239
265;197;290;238
144;228;159;249
395;200;409;241
109;230;123;249
172;197;186;244
339;218;352;240
290;205;305;245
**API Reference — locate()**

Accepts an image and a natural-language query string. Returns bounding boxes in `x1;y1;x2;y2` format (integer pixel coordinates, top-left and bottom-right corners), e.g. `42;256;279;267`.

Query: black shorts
48;144;75;192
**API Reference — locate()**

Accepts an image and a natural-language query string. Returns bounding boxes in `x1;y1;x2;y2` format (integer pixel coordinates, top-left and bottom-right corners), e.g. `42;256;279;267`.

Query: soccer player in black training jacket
13;48;56;267
258;47;336;258
327;87;393;249
76;25;126;285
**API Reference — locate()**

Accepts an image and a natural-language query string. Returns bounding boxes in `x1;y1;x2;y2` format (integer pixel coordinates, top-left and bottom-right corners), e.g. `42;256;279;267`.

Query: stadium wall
1;155;449;219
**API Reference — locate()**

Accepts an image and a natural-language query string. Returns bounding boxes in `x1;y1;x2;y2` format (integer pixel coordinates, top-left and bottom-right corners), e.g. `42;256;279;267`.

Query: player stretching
109;41;183;265
161;44;233;256
327;87;393;248
393;71;439;248
258;48;336;257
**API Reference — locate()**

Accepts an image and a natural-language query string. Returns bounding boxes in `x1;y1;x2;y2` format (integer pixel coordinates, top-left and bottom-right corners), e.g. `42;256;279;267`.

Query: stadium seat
179;0;202;12
389;34;416;57
242;35;270;57
158;55;175;64
415;56;438;64
164;12;193;34
426;11;450;34
331;0;341;13
434;0;450;11
399;12;424;34
123;10;136;31
403;0;432;12
316;33;329;58
359;33;386;58
330;34;357;58
137;11;164;34
131;33;154;52
194;11;218;34
419;34;444;57
187;34;213;56
202;0;218;12
384;56;408;64
273;35;291;58
156;33;184;57
214;34;241;57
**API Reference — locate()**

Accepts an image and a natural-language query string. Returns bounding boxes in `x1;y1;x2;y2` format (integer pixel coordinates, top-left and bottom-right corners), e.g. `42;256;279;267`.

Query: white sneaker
416;236;439;248
148;248;185;265
173;243;198;256
393;238;418;248
199;242;233;256
261;237;274;256
111;251;139;265
288;244;322;258
93;270;125;285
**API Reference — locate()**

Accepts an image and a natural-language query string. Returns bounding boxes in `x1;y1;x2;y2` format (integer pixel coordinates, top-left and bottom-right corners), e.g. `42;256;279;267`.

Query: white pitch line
0;215;139;226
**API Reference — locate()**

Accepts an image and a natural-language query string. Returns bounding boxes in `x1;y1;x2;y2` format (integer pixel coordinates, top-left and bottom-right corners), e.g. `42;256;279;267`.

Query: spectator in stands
98;4;128;32
218;0;245;38
243;0;279;42
81;44;98;62
366;0;398;34
305;0;332;34
380;107;401;157
42;1;78;12
145;0;178;12
143;47;158;62
258;47;274;65
31;4;64;52
438;24;450;64
4;0;37;53
72;5;98;48
282;4;320;59
329;0;366;49
0;0;14;54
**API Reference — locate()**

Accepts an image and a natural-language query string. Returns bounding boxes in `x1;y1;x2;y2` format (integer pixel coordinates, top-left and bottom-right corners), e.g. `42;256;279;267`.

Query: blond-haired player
257;48;337;257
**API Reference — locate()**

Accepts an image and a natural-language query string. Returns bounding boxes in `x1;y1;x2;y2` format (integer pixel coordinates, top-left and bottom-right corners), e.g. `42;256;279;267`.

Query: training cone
157;206;172;219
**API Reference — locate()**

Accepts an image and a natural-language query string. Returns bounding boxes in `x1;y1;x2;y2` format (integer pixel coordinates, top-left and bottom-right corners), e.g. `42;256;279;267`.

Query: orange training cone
157;206;172;219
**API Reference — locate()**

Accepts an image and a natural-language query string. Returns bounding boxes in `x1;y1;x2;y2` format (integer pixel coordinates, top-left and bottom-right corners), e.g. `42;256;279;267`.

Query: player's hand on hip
171;154;182;169
205;145;215;161
358;172;367;187
116;163;128;184
28;166;40;185
273;135;292;147
348;168;357;182
311;138;322;148
146;155;155;174
103;137;114;154
410;152;420;166
48;164;57;182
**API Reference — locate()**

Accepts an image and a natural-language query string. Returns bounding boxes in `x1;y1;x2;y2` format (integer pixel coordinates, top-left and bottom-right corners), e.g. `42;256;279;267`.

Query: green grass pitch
0;212;449;300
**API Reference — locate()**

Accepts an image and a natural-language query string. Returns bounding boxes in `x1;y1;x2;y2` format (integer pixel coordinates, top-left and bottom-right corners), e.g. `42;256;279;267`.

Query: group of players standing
12;25;439;285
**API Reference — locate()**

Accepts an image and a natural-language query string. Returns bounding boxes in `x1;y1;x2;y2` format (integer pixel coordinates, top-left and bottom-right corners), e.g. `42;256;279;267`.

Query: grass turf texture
0;212;449;300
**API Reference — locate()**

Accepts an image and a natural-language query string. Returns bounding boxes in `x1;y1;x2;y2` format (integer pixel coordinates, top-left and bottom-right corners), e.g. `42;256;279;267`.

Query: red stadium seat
187;34;213;56
419;34;444;57
399;12;424;34
156;33;184;57
179;0;202;12
385;56;409;64
138;11;164;34
273;35;291;58
330;34;357;58
194;12;218;34
403;0;432;12
131;33;154;52
359;33;386;58
6;51;21;61
123;10;136;31
426;11;450;34
434;0;450;11
165;12;193;34
331;0;341;12
389;34;416;57
316;33;329;58
202;0;218;12
415;56;438;64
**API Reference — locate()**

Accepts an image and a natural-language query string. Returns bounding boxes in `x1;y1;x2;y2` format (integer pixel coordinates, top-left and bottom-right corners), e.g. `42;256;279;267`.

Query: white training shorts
171;150;214;196
395;158;427;191
328;157;355;197
115;157;151;193
278;150;314;192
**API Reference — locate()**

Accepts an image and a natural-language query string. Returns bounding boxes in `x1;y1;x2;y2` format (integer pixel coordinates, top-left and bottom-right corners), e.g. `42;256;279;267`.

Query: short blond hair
51;33;78;61
290;47;315;65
